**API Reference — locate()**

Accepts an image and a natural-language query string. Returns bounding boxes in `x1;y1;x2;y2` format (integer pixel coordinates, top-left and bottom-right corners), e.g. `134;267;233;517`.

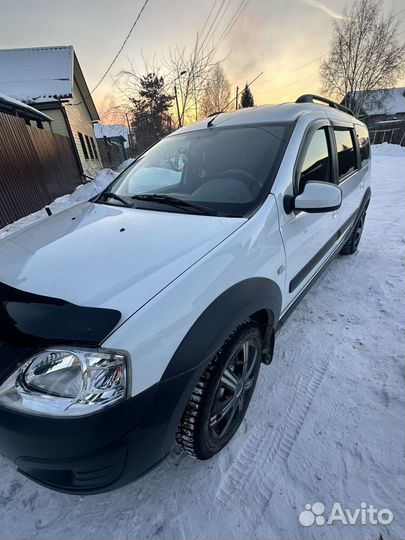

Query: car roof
172;102;364;135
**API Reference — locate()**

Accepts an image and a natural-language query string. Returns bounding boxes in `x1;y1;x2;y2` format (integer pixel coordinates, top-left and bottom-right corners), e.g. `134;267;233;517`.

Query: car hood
0;202;245;321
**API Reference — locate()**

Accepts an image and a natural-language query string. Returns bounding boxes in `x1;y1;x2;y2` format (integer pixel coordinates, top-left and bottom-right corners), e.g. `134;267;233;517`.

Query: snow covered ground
0;145;404;540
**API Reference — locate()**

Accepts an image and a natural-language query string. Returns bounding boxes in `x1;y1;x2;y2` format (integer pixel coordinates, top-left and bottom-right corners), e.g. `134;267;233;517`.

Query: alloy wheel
209;340;259;440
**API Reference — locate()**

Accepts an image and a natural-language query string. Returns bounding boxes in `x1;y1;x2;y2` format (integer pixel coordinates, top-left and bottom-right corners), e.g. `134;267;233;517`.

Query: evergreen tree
131;73;173;154
240;83;254;108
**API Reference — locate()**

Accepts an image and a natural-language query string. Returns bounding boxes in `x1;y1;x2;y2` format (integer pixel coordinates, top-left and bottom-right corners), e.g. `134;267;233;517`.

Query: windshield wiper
131;194;219;216
96;192;133;208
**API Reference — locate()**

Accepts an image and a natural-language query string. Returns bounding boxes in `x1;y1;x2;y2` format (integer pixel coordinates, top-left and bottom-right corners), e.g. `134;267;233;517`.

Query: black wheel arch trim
161;277;282;382
157;277;281;453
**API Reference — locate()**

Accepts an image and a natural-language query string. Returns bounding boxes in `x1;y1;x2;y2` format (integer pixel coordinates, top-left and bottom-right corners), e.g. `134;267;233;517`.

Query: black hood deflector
0;282;121;348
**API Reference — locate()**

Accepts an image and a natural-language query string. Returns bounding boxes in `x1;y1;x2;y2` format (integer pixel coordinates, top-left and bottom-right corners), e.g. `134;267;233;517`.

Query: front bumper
0;382;165;494
0;342;198;494
0;283;169;494
0;281;198;494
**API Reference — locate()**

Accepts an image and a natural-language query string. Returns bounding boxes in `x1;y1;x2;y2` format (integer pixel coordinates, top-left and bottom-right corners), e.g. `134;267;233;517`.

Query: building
0;92;82;227
0;92;52;127
342;87;405;145
94;123;129;169
0;45;103;177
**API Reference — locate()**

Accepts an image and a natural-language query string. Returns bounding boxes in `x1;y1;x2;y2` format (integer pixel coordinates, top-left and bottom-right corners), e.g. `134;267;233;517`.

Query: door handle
360;180;365;191
333;210;339;219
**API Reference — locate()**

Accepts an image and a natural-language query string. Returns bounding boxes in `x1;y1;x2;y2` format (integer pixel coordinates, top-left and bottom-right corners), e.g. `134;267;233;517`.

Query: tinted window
299;129;331;191
334;129;355;180
85;135;94;159
109;125;290;217
355;125;370;166
78;132;89;160
90;137;99;160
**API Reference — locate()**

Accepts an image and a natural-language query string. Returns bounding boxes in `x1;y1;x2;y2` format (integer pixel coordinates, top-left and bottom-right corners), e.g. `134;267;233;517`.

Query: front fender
155;277;282;455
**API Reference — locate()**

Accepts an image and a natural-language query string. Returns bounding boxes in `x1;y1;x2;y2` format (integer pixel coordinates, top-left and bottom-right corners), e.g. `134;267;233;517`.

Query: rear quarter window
334;128;356;181
355;125;370;166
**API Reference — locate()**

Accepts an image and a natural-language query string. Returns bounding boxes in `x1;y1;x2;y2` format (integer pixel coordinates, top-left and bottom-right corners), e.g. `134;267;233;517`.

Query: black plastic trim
0;282;122;383
289;209;358;293
156;278;282;452
0;282;121;348
162;278;281;382
284;187;371;316
296;94;355;116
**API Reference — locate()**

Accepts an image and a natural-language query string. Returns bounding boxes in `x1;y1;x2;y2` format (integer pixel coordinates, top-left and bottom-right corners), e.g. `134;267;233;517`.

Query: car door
330;125;364;235
278;122;342;313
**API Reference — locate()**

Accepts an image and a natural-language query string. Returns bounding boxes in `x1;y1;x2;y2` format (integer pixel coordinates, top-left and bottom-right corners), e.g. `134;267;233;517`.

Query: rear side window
299;128;331;192
334;129;355;180
355;125;370;166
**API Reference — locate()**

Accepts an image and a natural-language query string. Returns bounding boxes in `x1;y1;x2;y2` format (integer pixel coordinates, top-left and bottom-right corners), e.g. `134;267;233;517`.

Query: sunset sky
1;0;404;122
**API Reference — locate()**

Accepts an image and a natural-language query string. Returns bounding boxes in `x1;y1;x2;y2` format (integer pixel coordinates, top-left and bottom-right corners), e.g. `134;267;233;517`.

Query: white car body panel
0;201;245;320
270;112;343;311
0;102;371;399
103;197;285;396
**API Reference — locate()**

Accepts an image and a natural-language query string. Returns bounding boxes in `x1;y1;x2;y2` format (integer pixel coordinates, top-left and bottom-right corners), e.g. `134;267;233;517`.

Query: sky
0;0;404;123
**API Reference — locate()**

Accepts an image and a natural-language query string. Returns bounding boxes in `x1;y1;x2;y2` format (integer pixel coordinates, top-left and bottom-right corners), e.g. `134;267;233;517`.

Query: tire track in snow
214;359;328;526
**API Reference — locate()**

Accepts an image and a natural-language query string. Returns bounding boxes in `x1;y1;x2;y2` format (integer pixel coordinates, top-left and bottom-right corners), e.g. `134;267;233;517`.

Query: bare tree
164;34;225;126
320;0;404;116
200;64;231;118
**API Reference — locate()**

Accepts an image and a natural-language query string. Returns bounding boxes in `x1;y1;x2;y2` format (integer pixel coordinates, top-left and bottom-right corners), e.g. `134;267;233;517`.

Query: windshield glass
105;124;291;217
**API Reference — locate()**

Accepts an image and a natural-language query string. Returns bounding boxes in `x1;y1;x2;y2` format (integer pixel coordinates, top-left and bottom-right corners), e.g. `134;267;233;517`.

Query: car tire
176;320;262;459
340;211;366;255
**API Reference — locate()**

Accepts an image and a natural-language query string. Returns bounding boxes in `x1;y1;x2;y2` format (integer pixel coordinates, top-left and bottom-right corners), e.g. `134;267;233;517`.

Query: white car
0;95;371;494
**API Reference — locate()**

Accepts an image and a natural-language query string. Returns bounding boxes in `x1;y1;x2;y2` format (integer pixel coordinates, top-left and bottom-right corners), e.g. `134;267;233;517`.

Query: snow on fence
0;112;82;228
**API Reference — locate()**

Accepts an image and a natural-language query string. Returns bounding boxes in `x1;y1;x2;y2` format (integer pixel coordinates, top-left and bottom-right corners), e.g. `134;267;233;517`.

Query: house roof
0;45;99;121
0;92;52;122
0;46;73;102
346;87;405;116
94;123;129;146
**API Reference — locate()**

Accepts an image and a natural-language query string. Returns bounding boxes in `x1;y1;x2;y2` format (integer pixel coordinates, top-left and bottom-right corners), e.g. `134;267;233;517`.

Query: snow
0;145;404;540
0;92;52;122
349;87;405;116
0;168;117;241
0;46;73;103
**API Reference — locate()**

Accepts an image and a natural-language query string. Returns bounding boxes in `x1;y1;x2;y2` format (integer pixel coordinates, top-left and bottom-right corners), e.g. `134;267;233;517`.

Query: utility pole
172;71;187;128
235;86;239;110
125;112;135;157
174;85;182;128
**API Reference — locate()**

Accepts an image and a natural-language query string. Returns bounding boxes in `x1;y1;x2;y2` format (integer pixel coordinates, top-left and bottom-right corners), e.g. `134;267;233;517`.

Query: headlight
0;349;128;417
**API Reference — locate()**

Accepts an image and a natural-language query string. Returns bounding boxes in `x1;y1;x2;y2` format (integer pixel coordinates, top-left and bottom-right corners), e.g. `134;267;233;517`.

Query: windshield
103;124;291;217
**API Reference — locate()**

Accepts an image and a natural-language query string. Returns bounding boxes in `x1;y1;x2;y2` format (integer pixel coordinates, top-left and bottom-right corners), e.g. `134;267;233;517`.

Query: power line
256;55;325;86
199;0;228;52
73;0;150;105
91;0;150;94
208;70;263;125
254;72;318;97
215;0;251;48
207;0;234;47
255;6;404;91
199;0;220;40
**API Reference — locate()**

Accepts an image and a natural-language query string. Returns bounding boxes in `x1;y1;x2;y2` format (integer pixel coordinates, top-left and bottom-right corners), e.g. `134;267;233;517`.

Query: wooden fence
0;112;82;228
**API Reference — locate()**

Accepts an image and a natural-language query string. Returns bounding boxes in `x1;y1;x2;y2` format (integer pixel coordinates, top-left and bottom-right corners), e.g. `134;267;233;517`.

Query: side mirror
294;181;342;213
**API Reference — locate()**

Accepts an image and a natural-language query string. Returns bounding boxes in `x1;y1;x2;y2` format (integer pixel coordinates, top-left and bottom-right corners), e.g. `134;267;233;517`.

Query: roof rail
296;94;355;117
